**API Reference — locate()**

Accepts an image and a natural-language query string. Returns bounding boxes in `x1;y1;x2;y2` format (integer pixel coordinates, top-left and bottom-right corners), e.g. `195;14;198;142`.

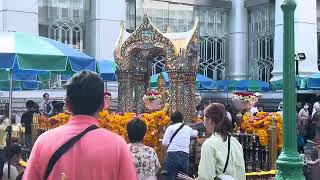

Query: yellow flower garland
241;112;283;148
38;110;170;149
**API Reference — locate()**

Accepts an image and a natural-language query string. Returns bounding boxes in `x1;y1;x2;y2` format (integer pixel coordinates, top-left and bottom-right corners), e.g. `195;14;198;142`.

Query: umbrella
213;80;270;92
58;60;118;82
0;81;42;91
214;80;236;91
0;62;49;81
0;32;96;176
0;31;96;118
233;80;270;92
0;32;96;72
149;72;214;88
300;72;320;89
271;76;303;90
98;60;117;81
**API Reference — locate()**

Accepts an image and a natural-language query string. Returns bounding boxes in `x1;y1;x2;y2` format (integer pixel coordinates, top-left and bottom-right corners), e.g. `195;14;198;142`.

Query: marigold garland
241;112;283;148
37;110;170;148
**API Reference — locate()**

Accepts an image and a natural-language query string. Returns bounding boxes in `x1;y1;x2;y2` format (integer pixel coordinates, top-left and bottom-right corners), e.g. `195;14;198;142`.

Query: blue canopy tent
97;60;117;81
201;79;271;92
271;76;303;90
0;81;42;91
300;72;320;89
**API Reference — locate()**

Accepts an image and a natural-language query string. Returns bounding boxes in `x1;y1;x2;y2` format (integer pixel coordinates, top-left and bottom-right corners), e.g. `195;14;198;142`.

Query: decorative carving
268;114;278;170
114;15;200;122
275;159;305;180
157;73;171;114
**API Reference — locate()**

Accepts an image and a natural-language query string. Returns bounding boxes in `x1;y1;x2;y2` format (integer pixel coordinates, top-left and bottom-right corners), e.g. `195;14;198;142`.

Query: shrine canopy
114;15;200;72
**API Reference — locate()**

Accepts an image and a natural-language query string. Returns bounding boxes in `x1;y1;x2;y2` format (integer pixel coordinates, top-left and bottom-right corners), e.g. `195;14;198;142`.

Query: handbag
214;135;235;180
44;125;99;180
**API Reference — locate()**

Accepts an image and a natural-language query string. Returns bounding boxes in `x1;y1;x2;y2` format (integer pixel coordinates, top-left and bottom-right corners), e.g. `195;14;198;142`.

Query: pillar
0;0;38;34
86;0;126;60
168;71;181;114
275;0;304;179
271;0;284;81
117;71;134;112
181;72;197;122
228;0;248;80
133;73;148;113
271;0;318;81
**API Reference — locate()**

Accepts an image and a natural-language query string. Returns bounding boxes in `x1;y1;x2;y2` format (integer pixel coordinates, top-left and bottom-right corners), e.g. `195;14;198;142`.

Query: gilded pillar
117;71;134;112
182;72;197;122
133;73;149;113
168;71;180;114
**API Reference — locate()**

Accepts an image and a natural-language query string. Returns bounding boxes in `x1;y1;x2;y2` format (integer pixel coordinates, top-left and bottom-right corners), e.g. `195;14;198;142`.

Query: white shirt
226;112;232;122
0;119;9;149
2;162;19;180
162;123;198;153
250;107;258;115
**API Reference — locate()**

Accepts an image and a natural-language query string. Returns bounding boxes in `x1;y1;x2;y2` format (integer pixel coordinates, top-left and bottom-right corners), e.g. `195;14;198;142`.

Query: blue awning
98;60;117;81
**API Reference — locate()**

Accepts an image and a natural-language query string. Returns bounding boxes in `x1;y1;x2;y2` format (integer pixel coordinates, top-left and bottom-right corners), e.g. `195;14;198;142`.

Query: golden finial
157;73;165;88
165;25;172;33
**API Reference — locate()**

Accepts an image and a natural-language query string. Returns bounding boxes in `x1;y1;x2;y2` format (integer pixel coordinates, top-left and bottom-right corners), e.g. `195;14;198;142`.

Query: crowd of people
0;71;248;180
297;102;320;153
2;71;319;179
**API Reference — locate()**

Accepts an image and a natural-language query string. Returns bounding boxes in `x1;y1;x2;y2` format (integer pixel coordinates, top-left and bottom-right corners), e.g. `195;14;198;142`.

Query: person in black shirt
21;100;36;148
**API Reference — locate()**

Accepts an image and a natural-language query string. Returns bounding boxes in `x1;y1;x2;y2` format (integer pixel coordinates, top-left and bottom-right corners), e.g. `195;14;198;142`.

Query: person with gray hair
312;102;320;142
312;102;320;118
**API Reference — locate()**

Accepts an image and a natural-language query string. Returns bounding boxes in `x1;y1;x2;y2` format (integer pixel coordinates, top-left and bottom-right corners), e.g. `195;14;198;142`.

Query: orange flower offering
37;110;170;149
241;112;282;148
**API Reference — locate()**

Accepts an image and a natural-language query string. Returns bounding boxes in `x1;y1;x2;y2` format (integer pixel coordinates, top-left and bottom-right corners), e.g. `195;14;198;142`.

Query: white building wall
295;0;318;76
272;0;318;81
0;0;38;34
86;0;126;60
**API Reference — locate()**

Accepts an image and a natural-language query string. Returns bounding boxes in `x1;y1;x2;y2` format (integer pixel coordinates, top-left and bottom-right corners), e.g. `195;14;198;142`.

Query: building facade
0;0;319;82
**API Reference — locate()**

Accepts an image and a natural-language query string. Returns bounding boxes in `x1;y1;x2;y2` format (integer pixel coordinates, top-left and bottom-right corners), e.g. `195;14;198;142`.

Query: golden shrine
114;15;200;122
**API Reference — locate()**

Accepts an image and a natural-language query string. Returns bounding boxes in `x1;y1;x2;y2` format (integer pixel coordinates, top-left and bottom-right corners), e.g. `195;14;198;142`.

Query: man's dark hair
25;100;35;109
66;71;104;116
171;111;184;124
257;104;264;109
126;118;147;143
43;93;49;98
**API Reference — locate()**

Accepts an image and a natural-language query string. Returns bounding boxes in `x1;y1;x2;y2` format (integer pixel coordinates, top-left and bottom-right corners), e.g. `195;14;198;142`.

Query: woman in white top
2;143;22;180
127;118;161;180
199;103;245;180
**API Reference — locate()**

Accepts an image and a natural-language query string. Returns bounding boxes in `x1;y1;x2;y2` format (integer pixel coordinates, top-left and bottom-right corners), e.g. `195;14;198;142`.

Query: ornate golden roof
114;15;199;71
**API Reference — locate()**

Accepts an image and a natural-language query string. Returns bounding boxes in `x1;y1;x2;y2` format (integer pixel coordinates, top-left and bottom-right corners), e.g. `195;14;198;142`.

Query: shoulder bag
214;134;235;180
44;125;99;180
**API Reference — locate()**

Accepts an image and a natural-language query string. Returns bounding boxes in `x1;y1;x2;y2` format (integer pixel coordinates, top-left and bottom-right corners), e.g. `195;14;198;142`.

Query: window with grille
248;3;275;82
125;0;229;80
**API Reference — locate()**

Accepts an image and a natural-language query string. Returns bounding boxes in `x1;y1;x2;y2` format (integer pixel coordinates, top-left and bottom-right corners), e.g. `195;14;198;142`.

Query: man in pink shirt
23;71;137;180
